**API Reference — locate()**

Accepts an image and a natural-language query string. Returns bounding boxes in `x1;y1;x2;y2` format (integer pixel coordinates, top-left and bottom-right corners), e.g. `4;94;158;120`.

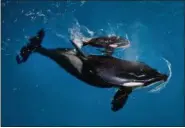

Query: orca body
16;29;168;112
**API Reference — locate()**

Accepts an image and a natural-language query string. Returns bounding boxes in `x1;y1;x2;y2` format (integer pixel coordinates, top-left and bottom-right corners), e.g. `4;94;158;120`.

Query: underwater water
1;0;184;127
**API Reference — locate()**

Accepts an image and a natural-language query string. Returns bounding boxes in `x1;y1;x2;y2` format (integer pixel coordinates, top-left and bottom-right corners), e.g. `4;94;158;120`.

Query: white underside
64;54;83;73
111;43;130;49
109;44;118;48
123;82;144;87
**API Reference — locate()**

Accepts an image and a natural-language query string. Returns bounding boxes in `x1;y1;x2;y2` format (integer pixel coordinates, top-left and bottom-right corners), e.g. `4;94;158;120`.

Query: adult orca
79;36;130;56
16;29;168;112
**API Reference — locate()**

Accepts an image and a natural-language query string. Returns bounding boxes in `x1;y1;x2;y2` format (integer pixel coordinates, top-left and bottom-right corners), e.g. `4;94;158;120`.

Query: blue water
2;1;184;127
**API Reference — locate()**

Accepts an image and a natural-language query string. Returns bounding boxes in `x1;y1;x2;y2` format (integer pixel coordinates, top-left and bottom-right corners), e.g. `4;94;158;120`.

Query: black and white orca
16;29;168;112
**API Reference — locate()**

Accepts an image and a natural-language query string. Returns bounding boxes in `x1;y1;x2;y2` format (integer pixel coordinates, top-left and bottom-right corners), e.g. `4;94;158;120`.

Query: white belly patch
65;54;83;73
123;82;144;87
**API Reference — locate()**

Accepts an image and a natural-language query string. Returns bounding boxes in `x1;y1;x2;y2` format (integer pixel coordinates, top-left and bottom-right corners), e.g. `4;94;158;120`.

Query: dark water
1;1;184;127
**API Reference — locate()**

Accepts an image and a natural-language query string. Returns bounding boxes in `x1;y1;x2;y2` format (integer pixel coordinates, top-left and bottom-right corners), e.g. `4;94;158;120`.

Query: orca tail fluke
16;29;45;64
111;87;132;112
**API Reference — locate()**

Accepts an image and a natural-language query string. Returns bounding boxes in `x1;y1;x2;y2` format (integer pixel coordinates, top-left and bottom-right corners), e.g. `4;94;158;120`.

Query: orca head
122;73;168;88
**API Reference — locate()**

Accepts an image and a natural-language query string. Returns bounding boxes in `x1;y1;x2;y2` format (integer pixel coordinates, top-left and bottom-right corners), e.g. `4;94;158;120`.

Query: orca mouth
132;76;168;90
141;80;165;90
142;74;168;87
122;76;167;88
160;74;168;82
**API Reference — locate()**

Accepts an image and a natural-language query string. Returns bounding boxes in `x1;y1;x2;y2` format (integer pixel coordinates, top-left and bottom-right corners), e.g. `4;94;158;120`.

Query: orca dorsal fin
70;40;87;59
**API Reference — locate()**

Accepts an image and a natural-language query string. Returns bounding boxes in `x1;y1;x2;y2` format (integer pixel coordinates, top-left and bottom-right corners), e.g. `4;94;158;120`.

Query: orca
16;29;168;112
80;36;130;56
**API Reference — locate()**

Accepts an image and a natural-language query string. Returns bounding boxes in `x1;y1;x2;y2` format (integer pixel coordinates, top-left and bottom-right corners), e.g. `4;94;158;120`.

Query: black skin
16;29;168;112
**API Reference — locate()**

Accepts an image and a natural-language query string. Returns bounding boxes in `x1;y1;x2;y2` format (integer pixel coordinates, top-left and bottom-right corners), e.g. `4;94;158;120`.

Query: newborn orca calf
16;29;168;112
80;36;130;56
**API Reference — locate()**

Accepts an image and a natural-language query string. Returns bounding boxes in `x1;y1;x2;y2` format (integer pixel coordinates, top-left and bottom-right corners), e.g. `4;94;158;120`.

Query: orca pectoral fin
111;87;132;112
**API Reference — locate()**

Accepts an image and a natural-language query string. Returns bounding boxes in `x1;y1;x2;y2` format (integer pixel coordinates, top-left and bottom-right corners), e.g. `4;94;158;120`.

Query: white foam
68;19;95;49
125;33;129;40
80;1;87;6
149;57;172;93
